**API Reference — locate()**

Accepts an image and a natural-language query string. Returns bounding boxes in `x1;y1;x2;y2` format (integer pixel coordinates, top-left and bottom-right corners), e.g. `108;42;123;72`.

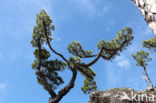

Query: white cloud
102;6;110;13
117;60;130;68
0;82;8;103
105;63;120;87
128;19;154;36
56;38;61;42
70;0;111;17
0;52;3;60
0;0;55;41
18;0;53;12
98;6;111;17
0;83;6;91
106;20;115;32
115;55;130;69
72;0;95;12
10;50;23;61
144;28;153;35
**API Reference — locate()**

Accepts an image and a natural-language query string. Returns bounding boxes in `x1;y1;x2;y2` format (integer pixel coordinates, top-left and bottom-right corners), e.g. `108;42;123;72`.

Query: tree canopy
31;10;133;103
132;32;156;89
143;36;156;51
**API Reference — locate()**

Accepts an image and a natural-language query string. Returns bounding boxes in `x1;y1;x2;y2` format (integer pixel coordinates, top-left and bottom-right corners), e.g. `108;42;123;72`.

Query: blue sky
0;0;156;103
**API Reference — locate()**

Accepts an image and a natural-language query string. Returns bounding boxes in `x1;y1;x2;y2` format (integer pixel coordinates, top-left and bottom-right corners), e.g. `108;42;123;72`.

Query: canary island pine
31;10;134;103
132;50;153;88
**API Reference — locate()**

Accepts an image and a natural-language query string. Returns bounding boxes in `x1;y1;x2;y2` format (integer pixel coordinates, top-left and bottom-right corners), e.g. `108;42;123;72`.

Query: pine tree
31;10;134;103
143;36;156;51
132;50;153;88
132;30;156;89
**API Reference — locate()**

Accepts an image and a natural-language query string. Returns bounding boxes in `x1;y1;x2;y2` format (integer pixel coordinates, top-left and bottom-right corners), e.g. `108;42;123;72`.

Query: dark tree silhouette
31;10;134;103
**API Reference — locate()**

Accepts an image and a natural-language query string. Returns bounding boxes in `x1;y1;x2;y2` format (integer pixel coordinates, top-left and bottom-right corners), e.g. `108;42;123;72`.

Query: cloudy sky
0;0;156;103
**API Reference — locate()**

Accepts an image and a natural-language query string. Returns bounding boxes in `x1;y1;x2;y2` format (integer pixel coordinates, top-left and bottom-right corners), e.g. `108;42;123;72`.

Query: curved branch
42;18;69;65
80;47;104;67
37;36;57;98
101;51;117;60
77;54;98;58
80;40;129;67
102;40;128;52
42;18;78;102
50;67;77;103
72;47;97;58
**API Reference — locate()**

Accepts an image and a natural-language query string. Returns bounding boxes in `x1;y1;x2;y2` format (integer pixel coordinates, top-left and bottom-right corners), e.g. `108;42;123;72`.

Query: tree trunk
143;66;153;88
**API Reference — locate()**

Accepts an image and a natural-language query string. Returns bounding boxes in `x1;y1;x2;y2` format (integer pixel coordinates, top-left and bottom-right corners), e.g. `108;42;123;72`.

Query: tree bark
143;66;153;88
48;67;78;103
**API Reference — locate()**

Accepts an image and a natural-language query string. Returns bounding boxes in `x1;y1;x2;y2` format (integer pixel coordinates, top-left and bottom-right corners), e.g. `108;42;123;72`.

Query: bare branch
37;36;57;98
77;54;98;58
42;18;69;65
50;66;77;103
80;47;104;67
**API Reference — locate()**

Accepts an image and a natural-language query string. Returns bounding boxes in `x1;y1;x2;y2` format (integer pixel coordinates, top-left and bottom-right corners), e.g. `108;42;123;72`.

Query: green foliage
31;10;66;90
67;27;133;91
68;41;93;58
34;48;50;60
69;56;81;66
97;27;133;50
143;36;156;51
78;66;96;79
31;9;54;47
97;27;133;60
132;50;154;88
31;9;134;102
132;50;152;67
37;59;66;90
81;78;98;94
